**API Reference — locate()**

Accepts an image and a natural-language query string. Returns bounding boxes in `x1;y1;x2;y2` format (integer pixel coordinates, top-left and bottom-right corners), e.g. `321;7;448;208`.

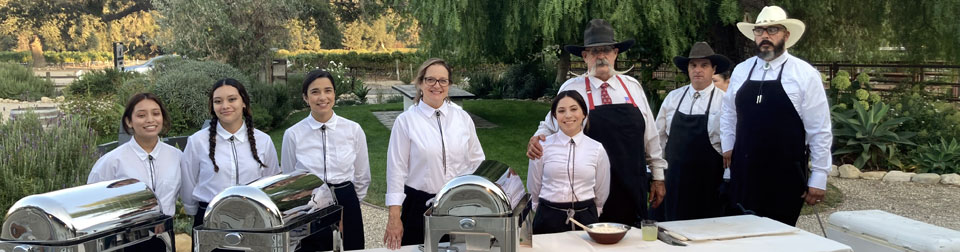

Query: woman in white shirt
383;58;486;249
528;90;610;234
180;78;280;230
87;92;181;251
282;70;370;250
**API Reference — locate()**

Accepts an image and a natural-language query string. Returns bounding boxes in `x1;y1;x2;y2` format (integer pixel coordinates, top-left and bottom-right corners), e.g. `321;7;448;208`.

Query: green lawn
268;100;551;207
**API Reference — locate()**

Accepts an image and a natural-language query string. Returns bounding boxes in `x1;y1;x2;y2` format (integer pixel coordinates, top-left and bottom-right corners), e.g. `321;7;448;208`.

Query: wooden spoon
568;217;592;232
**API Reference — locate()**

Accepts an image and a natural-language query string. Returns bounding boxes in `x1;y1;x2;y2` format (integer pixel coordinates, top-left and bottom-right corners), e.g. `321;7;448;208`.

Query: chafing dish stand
1;178;174;252
194;172;343;252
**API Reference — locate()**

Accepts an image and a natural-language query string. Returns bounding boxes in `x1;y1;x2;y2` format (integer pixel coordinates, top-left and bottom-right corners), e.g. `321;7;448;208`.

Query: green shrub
0;51;31;63
910;138;960;174
59;95;124;139
500;60;553;99
832;101;915;170
281;49;422;72
464;71;499;99
0;112;99;224
285;72;308;110
0;62;54;101
248;82;294;131
887;83;960;149
152;58;253;135
352;79;370;104
68;69;143;97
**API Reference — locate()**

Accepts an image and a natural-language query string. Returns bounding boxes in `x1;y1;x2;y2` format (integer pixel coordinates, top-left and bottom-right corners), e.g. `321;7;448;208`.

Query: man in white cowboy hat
656;41;731;221
719;6;832;226
527;19;667;227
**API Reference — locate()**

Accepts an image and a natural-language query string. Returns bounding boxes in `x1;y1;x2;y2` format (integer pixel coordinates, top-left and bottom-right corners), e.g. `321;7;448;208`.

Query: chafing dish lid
432;175;512;217
202;172;324;230
1;179;163;242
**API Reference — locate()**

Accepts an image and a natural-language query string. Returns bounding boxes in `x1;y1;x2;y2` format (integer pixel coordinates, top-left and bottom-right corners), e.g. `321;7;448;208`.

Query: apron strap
583;75;638;110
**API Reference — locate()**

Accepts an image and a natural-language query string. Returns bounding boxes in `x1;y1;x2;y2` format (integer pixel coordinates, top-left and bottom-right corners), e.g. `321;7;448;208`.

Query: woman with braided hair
179;78;280;231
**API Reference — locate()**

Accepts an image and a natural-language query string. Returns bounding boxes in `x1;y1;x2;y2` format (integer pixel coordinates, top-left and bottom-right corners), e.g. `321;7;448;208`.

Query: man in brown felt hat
719;6;832;226
527;19;667;227
655;42;731;221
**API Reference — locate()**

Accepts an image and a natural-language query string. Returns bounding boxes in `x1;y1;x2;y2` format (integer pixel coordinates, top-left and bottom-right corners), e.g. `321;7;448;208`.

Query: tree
402;0;738;85
153;0;302;76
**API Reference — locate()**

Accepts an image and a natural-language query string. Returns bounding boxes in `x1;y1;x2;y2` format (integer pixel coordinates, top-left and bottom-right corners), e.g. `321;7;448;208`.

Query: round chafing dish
202;172;324;230
1;178;172;251
432;175;512;217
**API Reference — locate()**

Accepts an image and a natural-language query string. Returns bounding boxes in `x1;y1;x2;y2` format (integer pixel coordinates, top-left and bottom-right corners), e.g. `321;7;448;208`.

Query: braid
244;112;266;168
208;118;220;172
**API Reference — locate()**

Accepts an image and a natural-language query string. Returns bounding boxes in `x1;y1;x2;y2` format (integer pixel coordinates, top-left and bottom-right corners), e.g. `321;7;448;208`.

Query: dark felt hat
672;42;732;74
563;19;635;57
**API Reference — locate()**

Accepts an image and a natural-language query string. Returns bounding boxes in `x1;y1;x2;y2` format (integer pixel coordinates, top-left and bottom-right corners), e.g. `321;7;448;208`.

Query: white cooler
826;210;960;252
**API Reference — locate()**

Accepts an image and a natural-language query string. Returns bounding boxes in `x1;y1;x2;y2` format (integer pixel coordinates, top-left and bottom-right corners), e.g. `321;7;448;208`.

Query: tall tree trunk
30;35;45;68
555;50;571;86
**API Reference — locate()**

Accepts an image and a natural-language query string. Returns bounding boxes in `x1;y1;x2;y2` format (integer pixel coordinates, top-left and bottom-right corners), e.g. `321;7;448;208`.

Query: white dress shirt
535;74;667;180
656;83;729;179
385;101;486;206
281;113;371;201
527;131;610;214
720;52;833;189
88;139;182;216
179;122;280;215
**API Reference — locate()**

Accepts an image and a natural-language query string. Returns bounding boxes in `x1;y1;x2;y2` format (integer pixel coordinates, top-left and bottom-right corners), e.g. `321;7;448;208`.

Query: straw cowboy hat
736;6;806;48
673;42;732;74
564;19;635;57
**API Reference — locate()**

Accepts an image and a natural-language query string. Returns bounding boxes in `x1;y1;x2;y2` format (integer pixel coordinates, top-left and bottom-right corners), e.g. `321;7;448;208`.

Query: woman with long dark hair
180;78;280;229
527;90;610;234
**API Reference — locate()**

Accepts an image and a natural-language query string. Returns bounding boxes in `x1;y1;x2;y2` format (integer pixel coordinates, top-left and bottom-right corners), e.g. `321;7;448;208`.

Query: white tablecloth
358;216;852;252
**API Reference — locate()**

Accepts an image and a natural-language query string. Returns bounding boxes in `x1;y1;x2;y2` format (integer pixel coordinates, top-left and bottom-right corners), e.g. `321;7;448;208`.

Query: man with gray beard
720;6;832;226
526;19;666;227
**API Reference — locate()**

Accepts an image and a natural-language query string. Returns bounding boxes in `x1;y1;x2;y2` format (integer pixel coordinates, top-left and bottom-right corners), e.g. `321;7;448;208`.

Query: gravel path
797;177;960;235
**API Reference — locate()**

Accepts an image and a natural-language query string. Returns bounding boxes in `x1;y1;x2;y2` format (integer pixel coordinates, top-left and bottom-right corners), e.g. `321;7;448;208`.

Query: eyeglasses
423;77;450;86
752;26;785;36
584;46;615;56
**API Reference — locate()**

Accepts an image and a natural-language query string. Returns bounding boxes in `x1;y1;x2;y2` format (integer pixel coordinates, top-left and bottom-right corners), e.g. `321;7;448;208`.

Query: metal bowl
432;175;512;217
586;222;631;244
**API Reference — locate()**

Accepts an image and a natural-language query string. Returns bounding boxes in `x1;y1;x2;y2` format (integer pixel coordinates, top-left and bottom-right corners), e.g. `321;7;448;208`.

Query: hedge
279;49;422;71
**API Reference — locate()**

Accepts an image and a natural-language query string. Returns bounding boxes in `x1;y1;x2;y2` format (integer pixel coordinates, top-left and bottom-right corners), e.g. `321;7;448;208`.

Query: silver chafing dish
424;160;533;252
194;172;343;252
0;178;173;252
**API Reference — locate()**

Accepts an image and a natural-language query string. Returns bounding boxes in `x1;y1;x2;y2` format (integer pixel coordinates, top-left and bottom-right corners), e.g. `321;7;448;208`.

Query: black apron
400;185;442;246
663;87;725;221
299;181;365;251
192;202;209;252
729;59;809;226
532;198;598;234
582;76;650;227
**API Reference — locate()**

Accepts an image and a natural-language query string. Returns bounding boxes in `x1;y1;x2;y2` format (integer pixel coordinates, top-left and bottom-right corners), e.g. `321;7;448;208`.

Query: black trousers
191;202;209;252
299;181;365;251
401;185;448;246
532;199;598;235
123;220;172;252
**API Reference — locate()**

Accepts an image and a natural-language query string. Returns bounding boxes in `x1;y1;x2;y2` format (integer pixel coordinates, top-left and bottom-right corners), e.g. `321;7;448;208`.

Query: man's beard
587;58;610;77
756;38;786;61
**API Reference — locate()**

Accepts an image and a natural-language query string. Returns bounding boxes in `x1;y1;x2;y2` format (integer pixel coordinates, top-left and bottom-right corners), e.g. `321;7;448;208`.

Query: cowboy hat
563;19;635;57
673;42;731;74
736;6;806;49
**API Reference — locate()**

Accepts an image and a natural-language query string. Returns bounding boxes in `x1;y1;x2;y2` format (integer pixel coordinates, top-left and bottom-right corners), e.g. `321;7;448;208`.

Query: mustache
595;58;610;67
759;40;774;47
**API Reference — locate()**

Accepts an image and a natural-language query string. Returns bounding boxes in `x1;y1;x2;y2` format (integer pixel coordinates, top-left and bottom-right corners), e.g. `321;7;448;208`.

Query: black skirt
299;181;365;251
532;198;598;235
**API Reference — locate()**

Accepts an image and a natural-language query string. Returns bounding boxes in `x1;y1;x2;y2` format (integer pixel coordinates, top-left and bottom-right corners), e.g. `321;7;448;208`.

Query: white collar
307;112;339;131
417;100;450;118
555;130;586;146
688;83;716;95
216;121;248;143
589;75;622;90
128;137;162;161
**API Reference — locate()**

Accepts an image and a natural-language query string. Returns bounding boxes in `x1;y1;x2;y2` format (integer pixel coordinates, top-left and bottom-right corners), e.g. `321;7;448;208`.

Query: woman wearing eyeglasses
382;58;486;250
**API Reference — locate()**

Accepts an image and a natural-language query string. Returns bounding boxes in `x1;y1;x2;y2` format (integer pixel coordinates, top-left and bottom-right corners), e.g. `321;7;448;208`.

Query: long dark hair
121;92;171;135
302;69;336;95
551;90;590;131
207;78;265;172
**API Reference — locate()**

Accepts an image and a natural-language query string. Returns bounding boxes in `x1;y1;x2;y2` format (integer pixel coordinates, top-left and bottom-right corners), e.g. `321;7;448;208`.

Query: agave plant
912;138;960;174
832;101;916;170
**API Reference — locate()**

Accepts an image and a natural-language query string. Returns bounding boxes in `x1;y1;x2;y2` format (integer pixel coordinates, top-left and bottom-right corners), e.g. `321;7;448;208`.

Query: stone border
830;164;960;186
